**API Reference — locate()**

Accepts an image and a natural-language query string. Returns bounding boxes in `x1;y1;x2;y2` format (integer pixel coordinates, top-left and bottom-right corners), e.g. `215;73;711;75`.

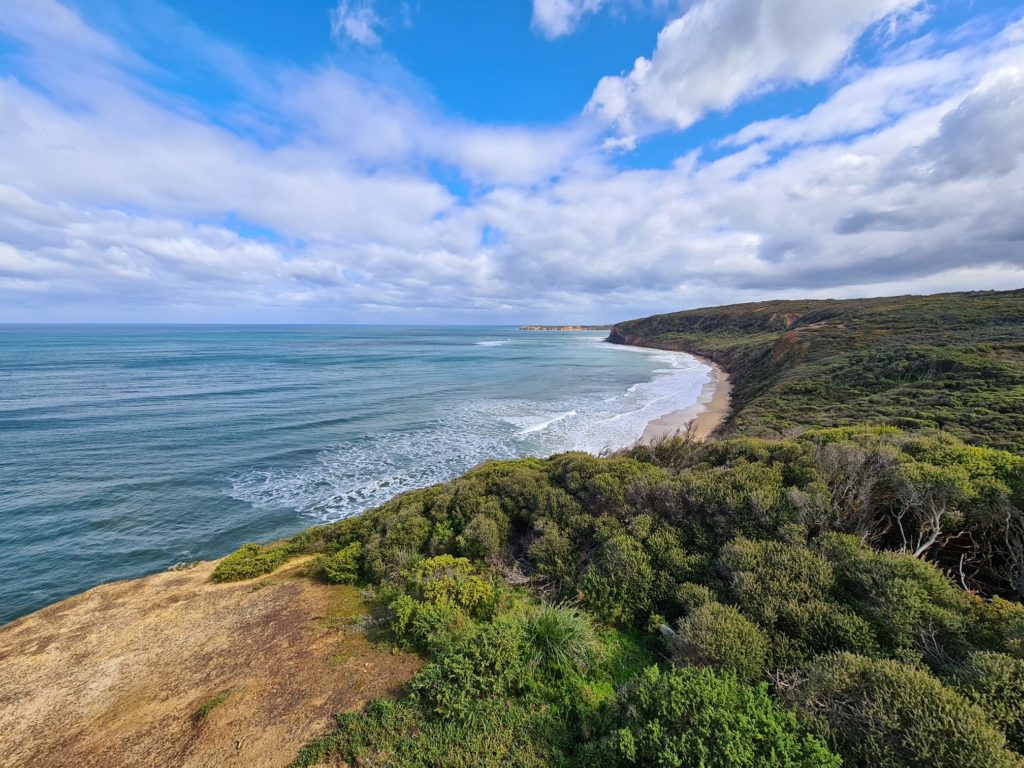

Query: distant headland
518;324;611;331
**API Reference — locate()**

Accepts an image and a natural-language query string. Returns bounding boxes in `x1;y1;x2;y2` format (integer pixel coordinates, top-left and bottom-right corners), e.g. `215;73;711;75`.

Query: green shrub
774;599;879;664
528;518;576;583
718;537;834;627
458;513;504;563
950;652;1024;753
211;543;291;582
817;533;970;656
316;541;362;584
793;652;1022;768
522;602;599;680
674;582;717;614
411;615;530;718
408;554;496;618
671;602;769;683
611;665;840;767
579;534;654;624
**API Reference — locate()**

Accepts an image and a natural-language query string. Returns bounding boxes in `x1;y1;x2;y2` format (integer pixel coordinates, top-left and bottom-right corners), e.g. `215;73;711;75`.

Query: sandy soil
641;358;732;444
0;556;421;768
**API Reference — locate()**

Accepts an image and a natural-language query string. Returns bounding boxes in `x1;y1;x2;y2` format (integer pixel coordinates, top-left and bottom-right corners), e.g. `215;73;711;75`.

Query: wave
474;339;511;347
517;410;577;436
229;345;712;523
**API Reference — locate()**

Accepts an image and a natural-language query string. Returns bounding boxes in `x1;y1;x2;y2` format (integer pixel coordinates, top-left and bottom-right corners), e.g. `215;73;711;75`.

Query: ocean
0;325;709;624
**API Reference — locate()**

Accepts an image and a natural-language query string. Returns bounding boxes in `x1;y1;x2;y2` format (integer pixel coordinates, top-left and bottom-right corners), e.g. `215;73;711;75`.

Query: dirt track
0;557;421;768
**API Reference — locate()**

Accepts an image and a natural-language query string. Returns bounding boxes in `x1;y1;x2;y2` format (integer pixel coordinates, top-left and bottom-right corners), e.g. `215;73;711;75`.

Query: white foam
516;409;578;436
474;339;511;346
229;344;710;523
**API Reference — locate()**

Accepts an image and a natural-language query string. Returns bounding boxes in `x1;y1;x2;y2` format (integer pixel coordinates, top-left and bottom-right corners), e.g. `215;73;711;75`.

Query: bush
316;541;361;584
579;534;654;624
792;653;1022;768
522;602;599;680
411;615;530;718
458;513;504;563
817;534;970;656
211;543;291;582
611;665;840;768
408;554;496;618
674;582;717;614
718;538;834;626
774;599;879;664
949;652;1024;753
671;602;768;683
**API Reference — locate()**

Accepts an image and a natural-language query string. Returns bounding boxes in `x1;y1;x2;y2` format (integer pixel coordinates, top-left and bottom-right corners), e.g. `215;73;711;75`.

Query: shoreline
640;356;731;444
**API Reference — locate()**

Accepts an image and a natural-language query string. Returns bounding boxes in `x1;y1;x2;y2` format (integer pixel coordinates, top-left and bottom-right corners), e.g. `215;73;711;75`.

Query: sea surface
0;325;709;624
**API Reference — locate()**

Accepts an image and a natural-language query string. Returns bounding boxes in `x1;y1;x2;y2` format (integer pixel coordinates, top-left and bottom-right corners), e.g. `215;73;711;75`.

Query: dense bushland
609;289;1024;453
218;424;1023;766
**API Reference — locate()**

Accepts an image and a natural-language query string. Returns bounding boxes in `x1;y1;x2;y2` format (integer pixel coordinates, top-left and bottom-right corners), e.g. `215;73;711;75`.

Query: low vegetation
215;290;1024;766
609;288;1024;452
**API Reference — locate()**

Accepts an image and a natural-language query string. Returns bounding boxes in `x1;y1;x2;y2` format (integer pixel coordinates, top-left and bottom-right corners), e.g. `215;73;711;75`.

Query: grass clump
193;690;230;722
522;602;599;679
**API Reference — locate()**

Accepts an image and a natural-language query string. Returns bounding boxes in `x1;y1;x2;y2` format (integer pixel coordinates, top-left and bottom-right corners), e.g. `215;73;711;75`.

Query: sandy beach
641;357;731;444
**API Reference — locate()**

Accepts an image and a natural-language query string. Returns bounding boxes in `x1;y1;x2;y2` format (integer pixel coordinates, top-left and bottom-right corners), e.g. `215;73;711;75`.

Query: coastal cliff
607;289;1024;452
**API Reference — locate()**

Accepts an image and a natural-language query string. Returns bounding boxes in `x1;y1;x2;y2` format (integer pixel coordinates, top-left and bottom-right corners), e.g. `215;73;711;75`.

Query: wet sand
641;358;731;443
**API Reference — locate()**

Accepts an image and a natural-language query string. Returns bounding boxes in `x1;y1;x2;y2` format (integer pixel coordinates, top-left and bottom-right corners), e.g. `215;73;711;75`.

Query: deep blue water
0;325;709;624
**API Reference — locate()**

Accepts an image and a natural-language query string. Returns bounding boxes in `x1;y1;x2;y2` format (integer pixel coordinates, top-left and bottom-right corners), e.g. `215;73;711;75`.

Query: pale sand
641;357;732;444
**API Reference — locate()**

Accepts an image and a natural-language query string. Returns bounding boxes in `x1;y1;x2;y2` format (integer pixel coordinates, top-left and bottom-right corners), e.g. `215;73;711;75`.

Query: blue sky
1;0;1023;322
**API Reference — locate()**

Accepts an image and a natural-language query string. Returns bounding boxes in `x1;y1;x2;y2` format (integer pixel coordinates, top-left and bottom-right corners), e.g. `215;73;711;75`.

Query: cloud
887;66;1024;183
588;0;924;136
0;1;1022;323
532;0;609;39
330;0;383;46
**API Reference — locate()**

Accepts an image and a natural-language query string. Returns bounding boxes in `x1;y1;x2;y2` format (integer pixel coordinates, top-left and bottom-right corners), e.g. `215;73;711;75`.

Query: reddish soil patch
0;557;421;768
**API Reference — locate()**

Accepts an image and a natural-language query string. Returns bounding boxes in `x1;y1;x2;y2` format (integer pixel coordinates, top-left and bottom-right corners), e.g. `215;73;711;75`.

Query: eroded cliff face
606;325;638;345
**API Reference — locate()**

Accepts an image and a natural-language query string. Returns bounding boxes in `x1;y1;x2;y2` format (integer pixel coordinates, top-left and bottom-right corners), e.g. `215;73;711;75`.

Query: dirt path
0;557;421;768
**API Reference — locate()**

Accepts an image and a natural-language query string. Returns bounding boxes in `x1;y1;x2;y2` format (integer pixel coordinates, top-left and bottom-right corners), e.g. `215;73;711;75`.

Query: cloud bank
0;0;1022;322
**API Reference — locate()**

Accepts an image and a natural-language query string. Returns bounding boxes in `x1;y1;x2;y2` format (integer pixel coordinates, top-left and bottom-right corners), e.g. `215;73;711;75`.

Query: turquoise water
0;325;709;623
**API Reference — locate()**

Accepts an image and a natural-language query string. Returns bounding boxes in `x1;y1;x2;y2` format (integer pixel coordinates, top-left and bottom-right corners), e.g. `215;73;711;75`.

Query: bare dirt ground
0;557;421;768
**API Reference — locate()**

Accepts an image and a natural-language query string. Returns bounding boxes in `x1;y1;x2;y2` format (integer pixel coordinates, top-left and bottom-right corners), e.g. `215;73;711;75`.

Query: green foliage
718;537;834;625
522;602;599;680
794;653;1023;768
211;543;291;582
675;581;716;613
315;541;361;584
579;533;654;624
193;691;230;722
818;533;971;657
949;651;1024;753
407;554;496;617
458;512;504;562
611;665;841;768
671;602;768;683
270;372;1024;768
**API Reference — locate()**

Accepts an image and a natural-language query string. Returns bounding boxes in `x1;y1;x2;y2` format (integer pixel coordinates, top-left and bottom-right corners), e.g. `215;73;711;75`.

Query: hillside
608;289;1024;452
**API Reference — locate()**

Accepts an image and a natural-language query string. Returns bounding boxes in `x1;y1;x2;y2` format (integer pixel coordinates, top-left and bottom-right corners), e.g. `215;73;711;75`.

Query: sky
1;0;1023;323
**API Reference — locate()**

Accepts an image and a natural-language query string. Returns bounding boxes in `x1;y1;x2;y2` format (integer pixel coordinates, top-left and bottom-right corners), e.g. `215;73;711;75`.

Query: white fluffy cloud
589;0;924;136
0;1;1022;322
